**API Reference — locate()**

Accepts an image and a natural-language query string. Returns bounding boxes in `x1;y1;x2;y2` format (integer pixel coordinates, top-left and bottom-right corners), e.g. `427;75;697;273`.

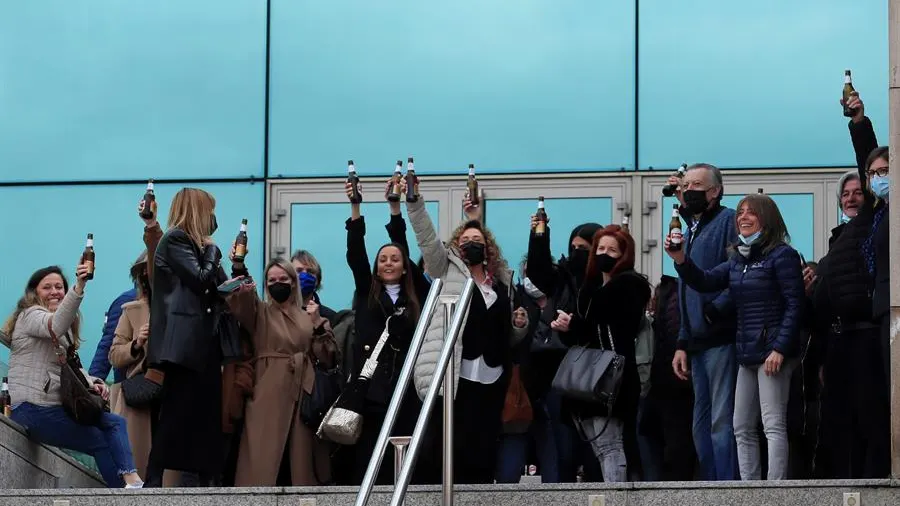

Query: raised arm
346;216;373;301
844;93;879;185
407;196;450;278
139;197;163;283
674;257;733;293
526;226;558;296
157;229;222;293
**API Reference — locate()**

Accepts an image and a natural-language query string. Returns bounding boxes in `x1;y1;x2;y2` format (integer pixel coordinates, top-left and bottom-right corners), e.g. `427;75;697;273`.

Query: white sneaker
125;480;144;489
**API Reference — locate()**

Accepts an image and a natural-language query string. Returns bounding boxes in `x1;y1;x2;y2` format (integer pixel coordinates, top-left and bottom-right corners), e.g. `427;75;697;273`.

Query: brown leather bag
501;365;533;433
48;320;109;425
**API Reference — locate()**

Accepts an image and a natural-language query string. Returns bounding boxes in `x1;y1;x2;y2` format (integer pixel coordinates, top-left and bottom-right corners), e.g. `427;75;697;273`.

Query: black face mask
268;282;293;303
568;249;589;278
460;241;486;265
594;253;618;273
682;190;709;215
209;214;219;235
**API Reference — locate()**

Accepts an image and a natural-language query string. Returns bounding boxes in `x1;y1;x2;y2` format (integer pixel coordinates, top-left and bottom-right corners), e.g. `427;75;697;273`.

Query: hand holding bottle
74;262;92;293
345;181;363;204
137;200;157;227
385;178;408;213
530;214;550;230
665;175;685;206
663;235;686;265
229;242;249;264
463;194;482;222
841;91;865;123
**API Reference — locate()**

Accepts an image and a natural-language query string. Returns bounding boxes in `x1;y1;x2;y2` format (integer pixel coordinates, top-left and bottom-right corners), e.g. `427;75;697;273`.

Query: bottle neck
239;224;247;232
845;75;852;84
86;239;94;248
468;169;476;177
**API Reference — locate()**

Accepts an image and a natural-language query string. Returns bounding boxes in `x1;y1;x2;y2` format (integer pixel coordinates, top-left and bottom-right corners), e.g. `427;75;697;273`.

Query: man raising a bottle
666;163;739;481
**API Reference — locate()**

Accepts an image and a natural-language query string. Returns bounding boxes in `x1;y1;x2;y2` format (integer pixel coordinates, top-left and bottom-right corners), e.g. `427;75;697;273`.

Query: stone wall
0;414;104;488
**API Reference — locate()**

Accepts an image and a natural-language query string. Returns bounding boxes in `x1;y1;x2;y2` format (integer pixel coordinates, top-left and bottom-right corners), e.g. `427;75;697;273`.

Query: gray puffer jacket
406;199;528;400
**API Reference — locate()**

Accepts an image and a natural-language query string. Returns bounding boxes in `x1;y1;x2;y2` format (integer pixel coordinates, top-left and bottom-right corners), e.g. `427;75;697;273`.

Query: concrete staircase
3;481;899;506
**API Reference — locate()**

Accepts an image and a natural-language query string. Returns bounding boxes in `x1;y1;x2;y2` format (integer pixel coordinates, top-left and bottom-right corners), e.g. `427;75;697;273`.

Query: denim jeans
12;402;137;487
495;391;569;483
733;361;796;480
578;416;627;482
691;343;738;480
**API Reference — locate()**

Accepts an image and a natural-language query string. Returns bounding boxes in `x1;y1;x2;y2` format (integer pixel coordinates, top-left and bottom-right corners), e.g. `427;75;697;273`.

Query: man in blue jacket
669;163;739;481
88;287;137;411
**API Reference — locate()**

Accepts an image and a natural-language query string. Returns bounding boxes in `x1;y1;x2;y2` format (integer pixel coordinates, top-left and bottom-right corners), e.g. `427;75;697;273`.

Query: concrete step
5;480;899;506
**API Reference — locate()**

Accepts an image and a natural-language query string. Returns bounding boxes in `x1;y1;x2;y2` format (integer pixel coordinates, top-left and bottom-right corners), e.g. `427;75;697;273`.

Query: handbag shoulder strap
360;316;392;379
47;319;68;366
596;324;617;354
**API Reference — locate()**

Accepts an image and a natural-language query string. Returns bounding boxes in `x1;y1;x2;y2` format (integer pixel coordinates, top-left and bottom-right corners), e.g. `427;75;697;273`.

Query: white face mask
522;277;545;299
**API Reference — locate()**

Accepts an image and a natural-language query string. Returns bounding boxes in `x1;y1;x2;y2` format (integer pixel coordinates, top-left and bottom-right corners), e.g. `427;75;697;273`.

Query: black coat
345;214;430;405
148;228;226;372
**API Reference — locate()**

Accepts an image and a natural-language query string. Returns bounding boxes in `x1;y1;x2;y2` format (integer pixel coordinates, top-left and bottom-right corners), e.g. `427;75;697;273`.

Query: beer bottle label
85;260;95;273
235;244;247;257
670;228;683;244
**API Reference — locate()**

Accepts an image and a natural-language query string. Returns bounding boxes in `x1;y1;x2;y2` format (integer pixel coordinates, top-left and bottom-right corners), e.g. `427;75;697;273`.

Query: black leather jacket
148;228;226;372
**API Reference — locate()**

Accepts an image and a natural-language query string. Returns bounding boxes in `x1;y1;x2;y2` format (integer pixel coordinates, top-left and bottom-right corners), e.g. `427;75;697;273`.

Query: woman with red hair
552;225;651;482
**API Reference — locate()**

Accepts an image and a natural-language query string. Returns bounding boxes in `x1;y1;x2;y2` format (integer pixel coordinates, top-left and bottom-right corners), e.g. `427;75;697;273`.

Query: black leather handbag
300;358;342;430
121;370;162;408
551;324;624;416
49;321;109;425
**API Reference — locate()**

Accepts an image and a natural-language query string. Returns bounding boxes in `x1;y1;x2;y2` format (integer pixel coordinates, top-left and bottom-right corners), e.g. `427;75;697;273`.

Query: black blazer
148;228;226;372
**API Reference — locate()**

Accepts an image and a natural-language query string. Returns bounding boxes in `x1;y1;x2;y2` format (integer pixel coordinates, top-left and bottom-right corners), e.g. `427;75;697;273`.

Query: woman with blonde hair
3;264;144;488
146;187;227;486
406;185;529;484
666;193;804;480
226;253;338;486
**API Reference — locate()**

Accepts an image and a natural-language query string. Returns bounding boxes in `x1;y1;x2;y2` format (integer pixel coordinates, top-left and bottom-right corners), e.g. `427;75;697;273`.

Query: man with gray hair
668;163;739;480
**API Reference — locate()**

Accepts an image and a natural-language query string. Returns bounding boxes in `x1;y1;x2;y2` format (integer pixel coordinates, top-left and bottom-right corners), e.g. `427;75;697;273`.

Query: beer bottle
405;157;419;203
667;205;683;252
1;377;10;417
388;160;403;202
534;196;548;237
347;160;362;204
467;164;480;206
234;219;248;263
662;163;687;197
621;215;630;233
139;179;157;220
843;70;857;118
82;234;95;280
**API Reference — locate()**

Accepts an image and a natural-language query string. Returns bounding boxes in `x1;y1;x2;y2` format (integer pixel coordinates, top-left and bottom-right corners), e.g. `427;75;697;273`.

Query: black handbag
551;324;625;416
300;358;343;430
49;321;109;425
121;370;163;408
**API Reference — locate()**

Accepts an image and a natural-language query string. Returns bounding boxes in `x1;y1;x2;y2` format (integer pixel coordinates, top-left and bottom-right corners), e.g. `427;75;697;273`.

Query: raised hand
841;91;865;123
137;200;157;227
463;194;482;222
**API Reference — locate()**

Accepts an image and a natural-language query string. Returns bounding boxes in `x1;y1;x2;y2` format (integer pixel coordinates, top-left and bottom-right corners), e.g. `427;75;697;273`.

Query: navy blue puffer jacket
674;243;804;365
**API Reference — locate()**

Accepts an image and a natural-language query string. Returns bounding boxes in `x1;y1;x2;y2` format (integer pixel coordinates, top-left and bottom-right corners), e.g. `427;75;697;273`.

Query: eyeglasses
866;166;889;178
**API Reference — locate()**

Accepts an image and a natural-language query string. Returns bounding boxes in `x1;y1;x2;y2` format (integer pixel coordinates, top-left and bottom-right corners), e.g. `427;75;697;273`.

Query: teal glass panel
639;0;888;169
268;0;635;177
0;1;266;182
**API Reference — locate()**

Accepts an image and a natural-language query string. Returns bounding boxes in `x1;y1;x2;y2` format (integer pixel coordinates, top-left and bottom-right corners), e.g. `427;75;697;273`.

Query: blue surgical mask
298;272;318;296
739;231;761;245
840;212;851;224
871;175;890;199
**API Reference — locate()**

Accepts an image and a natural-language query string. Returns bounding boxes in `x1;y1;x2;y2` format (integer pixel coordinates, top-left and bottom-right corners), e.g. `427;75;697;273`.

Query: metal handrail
389;278;476;506
354;278;444;506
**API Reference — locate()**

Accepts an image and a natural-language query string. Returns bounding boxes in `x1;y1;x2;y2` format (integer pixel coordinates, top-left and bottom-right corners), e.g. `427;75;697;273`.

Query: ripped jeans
578;416;627;482
12;402;136;487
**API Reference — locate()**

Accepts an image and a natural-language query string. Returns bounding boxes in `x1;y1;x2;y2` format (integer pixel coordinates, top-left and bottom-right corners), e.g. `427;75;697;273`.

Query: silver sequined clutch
317;406;363;445
316;319;393;445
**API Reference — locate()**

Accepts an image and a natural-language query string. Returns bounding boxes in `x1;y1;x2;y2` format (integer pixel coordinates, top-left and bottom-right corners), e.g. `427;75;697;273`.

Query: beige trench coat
108;300;152;479
228;289;337;486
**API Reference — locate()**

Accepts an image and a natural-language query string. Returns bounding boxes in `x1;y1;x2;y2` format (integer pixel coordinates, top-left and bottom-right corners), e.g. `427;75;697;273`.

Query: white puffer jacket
406;199;528;400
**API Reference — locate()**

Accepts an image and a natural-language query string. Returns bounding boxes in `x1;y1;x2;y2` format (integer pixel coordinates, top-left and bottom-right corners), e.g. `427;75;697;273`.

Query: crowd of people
0;91;891;488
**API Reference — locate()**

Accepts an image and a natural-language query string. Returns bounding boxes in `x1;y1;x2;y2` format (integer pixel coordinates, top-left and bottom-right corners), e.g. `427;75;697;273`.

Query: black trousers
819;328;890;479
639;386;696;481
